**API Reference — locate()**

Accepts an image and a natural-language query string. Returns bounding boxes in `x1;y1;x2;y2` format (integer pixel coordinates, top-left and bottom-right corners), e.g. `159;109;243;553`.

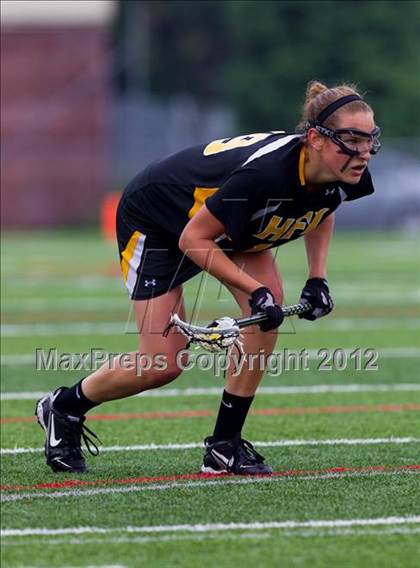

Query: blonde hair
297;80;373;131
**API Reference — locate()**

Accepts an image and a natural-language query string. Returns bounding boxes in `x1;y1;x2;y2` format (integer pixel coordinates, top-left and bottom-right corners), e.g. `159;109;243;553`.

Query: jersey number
203;132;284;156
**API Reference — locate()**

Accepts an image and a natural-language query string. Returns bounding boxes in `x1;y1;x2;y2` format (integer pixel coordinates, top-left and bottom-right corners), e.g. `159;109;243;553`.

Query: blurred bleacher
1;0;419;230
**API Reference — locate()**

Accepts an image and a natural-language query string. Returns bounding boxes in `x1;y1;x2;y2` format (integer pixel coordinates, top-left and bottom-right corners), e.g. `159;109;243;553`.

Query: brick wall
1;26;110;227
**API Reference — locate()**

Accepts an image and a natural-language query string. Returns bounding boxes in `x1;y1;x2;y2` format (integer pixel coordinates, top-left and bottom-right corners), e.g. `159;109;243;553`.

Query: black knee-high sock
212;390;254;440
53;379;98;416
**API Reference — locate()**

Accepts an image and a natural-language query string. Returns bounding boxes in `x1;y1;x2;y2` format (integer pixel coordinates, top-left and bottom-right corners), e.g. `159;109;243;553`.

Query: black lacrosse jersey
123;132;374;252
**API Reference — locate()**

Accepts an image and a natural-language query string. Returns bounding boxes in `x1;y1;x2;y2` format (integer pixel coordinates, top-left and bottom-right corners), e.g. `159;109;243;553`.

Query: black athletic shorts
116;194;202;300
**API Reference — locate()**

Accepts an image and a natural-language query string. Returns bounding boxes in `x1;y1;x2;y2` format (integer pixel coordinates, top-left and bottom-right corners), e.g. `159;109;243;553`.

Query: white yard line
317;319;420;331
2;347;420;366
280;526;420;539
2;469;419;503
2;515;420;537
4;527;420;547
5;291;420;311
0;322;127;337
13;565;126;568
2;382;420;401
3;282;419;309
3;298;129;311
2;533;270;548
2;318;420;336
1;354;34;365
2;437;419;456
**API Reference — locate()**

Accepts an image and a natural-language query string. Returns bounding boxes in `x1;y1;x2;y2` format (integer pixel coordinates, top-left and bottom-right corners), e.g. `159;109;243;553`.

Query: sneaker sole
237;468;273;476
200;465;227;475
35;397;49;432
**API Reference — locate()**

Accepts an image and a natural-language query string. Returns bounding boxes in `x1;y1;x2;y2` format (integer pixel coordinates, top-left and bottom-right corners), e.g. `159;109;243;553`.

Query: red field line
2;403;420;424
2;464;419;492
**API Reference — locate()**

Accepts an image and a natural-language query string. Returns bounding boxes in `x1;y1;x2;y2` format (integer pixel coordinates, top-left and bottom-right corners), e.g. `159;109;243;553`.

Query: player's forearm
304;213;335;279
179;237;261;294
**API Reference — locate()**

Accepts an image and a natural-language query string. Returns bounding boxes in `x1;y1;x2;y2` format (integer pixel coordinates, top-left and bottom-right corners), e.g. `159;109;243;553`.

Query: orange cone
101;193;121;241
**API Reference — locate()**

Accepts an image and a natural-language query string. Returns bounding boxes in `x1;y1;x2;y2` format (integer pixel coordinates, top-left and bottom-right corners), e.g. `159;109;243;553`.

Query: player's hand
249;287;284;332
299;278;334;321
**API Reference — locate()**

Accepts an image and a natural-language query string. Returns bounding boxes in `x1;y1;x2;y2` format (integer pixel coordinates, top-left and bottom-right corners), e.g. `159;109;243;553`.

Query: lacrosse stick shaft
236;303;311;329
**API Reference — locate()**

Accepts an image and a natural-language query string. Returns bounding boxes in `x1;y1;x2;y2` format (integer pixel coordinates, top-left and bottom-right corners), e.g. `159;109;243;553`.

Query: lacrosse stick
163;303;312;352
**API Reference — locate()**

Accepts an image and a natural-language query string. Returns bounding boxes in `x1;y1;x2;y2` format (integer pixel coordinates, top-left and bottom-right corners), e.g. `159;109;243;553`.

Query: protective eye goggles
305;93;382;157
310;124;382;156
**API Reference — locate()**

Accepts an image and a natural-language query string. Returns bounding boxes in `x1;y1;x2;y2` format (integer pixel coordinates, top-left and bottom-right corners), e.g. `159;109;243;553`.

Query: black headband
316;94;362;124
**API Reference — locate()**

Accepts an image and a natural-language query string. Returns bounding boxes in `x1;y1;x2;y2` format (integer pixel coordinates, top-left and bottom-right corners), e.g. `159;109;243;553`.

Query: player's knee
141;355;188;388
271;283;284;305
146;368;181;388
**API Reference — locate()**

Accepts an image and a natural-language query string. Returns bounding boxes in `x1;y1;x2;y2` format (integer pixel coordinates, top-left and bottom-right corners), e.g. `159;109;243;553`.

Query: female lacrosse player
36;80;380;474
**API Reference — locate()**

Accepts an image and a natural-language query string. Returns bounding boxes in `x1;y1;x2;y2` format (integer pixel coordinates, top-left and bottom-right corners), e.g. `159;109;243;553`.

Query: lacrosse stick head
170;313;241;352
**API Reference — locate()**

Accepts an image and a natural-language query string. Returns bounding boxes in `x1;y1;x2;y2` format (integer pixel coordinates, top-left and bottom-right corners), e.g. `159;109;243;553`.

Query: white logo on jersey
145;279;157;287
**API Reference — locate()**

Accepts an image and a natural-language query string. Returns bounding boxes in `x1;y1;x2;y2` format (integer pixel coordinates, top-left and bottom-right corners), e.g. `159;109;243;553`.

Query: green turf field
1;229;420;568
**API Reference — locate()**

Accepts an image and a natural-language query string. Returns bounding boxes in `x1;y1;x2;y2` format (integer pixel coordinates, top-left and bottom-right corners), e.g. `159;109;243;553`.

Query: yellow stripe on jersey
188;187;219;219
298;146;306;186
120;230;142;283
203;133;272;156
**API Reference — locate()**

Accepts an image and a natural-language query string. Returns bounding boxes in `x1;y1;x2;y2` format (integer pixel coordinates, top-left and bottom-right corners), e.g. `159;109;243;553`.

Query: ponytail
297;80;372;131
